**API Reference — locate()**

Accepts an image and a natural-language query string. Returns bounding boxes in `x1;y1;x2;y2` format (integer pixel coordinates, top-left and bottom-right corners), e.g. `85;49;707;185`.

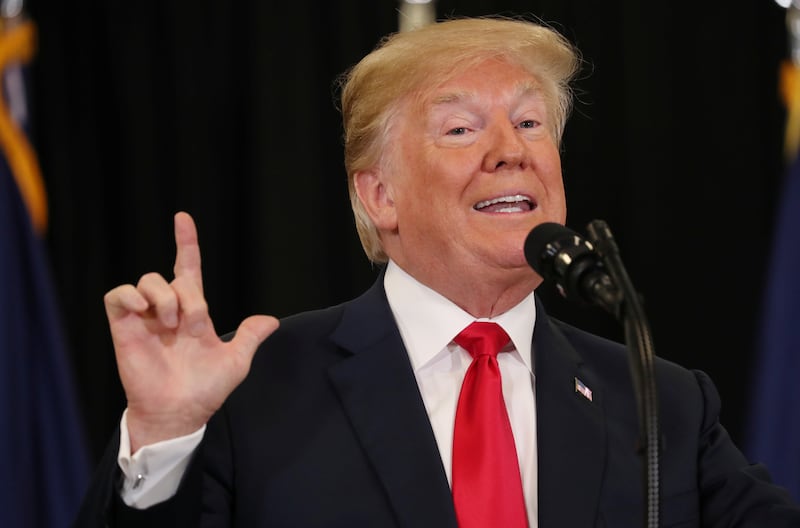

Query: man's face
375;58;567;285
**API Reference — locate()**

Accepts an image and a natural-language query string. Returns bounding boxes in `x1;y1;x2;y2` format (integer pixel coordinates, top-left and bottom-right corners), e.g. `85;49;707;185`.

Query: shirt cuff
116;408;206;509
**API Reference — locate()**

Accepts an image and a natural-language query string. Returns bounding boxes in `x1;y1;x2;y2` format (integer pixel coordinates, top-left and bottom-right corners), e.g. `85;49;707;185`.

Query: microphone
523;222;620;312
526;221;661;527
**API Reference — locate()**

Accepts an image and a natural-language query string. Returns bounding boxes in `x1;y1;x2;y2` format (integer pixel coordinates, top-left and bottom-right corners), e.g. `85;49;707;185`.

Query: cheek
538;148;567;217
404;152;465;202
539;139;562;170
424;148;480;190
547;168;566;199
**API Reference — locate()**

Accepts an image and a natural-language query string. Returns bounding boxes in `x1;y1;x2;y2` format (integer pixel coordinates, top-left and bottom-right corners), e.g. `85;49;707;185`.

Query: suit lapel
534;299;607;528
324;279;608;527
327;277;458;528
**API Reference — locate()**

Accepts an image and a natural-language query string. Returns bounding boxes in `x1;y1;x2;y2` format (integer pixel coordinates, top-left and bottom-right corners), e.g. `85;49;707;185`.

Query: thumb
230;315;280;366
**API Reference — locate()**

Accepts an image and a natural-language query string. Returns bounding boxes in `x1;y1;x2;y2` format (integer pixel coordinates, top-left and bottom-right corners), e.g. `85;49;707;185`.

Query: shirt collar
383;260;537;374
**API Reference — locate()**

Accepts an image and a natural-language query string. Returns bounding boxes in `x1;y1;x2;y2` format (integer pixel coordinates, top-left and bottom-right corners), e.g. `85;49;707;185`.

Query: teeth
475;194;531;210
494;205;526;213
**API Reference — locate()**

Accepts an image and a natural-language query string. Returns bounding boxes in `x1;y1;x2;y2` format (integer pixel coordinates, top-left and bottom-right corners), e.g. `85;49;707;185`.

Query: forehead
420;60;542;110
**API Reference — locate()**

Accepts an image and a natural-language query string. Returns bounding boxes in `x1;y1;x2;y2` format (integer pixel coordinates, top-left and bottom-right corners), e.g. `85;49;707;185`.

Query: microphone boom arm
586;220;661;528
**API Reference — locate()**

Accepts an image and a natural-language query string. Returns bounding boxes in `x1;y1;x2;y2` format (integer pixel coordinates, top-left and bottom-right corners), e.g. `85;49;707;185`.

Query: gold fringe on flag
781;60;800;162
0;19;47;234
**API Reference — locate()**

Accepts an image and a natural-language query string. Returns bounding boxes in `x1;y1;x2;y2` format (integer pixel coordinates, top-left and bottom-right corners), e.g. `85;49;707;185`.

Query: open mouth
473;194;536;213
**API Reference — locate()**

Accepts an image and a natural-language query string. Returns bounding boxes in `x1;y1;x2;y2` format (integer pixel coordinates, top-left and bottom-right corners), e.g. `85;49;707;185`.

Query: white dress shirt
384;261;538;525
118;260;539;525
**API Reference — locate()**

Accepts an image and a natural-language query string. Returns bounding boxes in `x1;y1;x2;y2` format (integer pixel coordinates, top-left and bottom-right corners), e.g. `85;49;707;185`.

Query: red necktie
452;322;528;528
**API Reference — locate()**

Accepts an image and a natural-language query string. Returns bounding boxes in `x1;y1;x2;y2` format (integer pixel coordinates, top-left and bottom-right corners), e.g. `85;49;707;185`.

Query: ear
353;169;398;231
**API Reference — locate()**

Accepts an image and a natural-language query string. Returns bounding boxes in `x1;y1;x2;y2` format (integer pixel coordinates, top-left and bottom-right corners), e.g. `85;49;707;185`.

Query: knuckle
185;299;209;319
137;272;162;288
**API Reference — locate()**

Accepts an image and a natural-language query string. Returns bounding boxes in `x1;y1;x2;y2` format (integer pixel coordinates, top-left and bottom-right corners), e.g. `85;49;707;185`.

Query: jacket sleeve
71;422;216;528
693;369;800;527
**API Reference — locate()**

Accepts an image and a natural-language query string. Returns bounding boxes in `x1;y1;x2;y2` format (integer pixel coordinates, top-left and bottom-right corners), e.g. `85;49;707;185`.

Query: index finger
173;211;204;293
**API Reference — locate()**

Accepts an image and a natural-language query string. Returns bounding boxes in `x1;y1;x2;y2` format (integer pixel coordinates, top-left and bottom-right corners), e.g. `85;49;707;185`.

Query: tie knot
453;322;511;359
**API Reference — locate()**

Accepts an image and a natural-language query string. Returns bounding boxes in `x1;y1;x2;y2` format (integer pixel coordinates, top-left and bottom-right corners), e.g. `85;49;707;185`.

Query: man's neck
389;259;540;319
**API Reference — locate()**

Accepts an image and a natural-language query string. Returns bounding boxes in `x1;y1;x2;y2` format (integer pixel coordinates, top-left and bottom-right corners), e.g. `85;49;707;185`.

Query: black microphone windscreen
523;222;577;275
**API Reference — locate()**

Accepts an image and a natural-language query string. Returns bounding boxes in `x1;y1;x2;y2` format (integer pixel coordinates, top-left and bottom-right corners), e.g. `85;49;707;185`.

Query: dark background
25;0;790;466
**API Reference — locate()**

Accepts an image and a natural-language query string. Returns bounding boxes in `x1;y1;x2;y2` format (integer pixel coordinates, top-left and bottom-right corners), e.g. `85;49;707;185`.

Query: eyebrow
430;81;540;107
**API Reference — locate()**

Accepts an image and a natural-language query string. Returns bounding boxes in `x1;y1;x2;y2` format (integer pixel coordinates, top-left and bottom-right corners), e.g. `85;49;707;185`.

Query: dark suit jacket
74;274;800;527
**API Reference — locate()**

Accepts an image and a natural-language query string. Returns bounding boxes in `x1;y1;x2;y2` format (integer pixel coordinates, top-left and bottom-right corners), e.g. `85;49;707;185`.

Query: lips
473;194;536;213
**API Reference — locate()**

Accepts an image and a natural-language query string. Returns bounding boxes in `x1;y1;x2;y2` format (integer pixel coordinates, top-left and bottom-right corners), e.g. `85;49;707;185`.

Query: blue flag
745;150;800;501
0;16;90;528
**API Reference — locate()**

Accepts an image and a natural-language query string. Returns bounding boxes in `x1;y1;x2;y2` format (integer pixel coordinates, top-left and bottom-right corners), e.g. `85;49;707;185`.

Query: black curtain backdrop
26;0;789;466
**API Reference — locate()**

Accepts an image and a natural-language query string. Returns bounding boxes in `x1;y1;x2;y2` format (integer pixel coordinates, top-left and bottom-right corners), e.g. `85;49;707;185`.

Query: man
74;16;800;527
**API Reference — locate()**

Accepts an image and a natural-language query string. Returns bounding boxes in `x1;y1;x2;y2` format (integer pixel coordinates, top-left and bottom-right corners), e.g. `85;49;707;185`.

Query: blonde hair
338;16;581;263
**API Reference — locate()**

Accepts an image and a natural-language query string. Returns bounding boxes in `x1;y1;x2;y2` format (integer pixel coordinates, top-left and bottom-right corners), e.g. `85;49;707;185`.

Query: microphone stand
586;220;661;528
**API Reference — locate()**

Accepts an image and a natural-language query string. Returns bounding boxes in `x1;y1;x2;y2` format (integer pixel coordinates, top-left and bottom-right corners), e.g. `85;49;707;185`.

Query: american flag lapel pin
575;377;593;402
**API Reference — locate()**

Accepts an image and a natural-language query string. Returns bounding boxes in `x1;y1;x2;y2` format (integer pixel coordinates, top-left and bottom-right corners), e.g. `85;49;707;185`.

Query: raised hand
104;212;279;453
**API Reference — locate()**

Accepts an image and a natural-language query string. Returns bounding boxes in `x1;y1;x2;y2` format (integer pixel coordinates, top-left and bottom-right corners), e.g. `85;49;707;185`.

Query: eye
518;119;538;129
446;127;469;136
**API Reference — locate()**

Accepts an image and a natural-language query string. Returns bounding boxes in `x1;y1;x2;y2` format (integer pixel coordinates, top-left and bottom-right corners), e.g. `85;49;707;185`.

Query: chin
494;250;531;273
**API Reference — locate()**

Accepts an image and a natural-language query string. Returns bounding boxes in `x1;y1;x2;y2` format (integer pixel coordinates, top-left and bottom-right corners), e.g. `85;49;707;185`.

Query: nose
482;123;526;172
